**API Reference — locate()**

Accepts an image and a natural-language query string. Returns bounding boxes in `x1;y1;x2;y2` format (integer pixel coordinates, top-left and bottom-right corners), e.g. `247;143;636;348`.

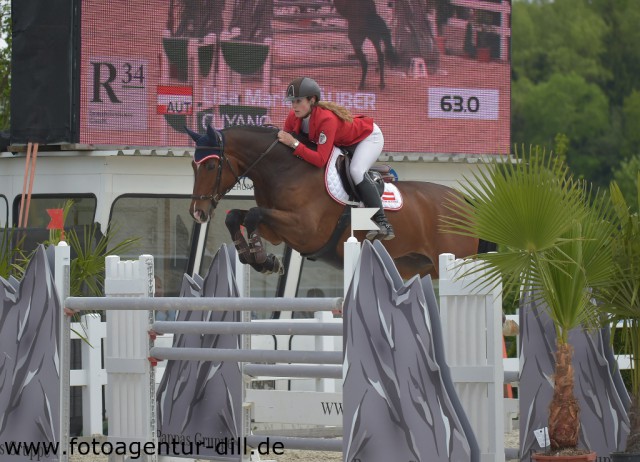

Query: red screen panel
80;0;510;154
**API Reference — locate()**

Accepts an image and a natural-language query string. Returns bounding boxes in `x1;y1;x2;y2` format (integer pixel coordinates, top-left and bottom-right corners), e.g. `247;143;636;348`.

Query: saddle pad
325;147;403;210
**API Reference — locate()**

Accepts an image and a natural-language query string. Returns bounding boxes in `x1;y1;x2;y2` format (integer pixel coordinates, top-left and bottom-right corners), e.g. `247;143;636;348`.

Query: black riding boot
355;177;395;241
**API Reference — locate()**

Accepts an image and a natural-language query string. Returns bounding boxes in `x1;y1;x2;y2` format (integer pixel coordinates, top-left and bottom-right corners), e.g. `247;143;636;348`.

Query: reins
191;135;280;208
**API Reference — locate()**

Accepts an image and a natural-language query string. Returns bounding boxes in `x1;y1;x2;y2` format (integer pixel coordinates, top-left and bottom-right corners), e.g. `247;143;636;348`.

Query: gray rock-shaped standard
156;243;242;460
519;293;629;460
0;245;60;462
343;241;474;462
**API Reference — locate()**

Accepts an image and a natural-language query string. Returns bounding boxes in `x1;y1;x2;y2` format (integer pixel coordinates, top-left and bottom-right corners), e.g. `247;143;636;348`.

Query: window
110;195;286;313
10;195;97;254
0;195;7;228
13;194;96;228
110;195;195;297
294;258;344;319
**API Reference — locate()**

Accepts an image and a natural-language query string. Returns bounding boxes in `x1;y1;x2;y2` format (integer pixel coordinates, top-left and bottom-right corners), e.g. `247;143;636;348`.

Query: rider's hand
277;130;297;149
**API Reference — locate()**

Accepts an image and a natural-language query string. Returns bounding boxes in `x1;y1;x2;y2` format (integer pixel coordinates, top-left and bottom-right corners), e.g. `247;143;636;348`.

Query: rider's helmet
285;77;321;102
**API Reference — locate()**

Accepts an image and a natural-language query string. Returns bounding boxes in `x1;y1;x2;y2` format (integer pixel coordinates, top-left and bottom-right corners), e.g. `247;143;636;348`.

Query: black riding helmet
285;77;321;102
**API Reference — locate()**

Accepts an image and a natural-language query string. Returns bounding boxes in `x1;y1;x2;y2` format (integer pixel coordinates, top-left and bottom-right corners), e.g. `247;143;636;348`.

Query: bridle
191;133;280;209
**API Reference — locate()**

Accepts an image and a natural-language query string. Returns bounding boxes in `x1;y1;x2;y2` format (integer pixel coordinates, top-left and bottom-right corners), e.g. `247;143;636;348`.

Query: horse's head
188;125;237;224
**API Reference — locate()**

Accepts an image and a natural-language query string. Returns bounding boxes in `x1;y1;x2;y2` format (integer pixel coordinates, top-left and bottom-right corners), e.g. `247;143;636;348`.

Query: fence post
104;254;156;461
80;313;106;435
439;253;504;462
343;236;360;297
55;242;71;462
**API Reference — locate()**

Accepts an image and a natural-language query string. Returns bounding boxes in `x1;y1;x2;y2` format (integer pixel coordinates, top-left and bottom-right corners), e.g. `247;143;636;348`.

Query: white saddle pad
324;147;403;210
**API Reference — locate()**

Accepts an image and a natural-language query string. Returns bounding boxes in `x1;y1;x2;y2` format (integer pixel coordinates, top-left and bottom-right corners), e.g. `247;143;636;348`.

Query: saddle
334;147;396;202
291;133;396;203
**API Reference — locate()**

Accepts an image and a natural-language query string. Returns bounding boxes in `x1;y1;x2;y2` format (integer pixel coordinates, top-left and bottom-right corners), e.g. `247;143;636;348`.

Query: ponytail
316;101;353;122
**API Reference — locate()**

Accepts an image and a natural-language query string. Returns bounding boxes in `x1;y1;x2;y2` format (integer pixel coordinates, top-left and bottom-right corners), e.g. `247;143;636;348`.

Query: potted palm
442;148;615;461
0;224;25;278
600;174;640;461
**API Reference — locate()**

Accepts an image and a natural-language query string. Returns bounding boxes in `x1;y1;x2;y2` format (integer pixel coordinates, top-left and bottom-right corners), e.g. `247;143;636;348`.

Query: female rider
276;77;394;241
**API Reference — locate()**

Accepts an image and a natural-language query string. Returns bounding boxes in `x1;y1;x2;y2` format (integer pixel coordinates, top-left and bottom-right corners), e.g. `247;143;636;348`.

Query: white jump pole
343;208;379;297
55;242;71;462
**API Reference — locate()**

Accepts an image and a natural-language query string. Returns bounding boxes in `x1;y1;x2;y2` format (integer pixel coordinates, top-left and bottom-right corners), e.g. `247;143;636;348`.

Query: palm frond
444;147;616;344
67;223;139;296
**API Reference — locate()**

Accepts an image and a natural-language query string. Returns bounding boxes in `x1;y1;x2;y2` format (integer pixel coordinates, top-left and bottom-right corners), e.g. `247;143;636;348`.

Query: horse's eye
205;161;216;171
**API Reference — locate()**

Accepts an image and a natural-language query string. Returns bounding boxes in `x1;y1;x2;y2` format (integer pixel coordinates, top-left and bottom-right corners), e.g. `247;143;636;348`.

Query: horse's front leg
243;207;284;275
225;209;254;265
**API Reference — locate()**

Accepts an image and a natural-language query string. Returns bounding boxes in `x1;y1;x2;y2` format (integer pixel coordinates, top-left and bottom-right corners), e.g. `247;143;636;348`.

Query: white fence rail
68;316;633;441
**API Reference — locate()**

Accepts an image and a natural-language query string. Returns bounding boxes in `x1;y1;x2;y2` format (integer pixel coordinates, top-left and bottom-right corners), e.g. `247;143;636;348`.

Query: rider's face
291;97;313;118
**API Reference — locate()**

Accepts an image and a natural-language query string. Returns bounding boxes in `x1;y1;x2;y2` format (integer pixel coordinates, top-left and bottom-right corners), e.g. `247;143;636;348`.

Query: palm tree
599;174;640;456
442;147;615;454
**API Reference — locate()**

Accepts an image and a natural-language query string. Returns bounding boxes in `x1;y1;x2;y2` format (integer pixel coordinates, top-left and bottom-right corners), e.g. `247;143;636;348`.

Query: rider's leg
355;175;395;240
351;124;395;240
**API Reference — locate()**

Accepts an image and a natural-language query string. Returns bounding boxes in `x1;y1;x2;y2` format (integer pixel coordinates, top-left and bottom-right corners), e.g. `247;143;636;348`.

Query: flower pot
532;452;596;462
220;40;269;75
611;453;640;462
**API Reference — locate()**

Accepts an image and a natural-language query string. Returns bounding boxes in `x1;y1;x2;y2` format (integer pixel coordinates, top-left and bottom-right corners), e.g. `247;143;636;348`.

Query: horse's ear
185;126;200;142
206;124;217;141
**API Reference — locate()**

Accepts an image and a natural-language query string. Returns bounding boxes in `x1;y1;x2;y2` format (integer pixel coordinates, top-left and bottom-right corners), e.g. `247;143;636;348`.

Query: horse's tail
477;238;497;254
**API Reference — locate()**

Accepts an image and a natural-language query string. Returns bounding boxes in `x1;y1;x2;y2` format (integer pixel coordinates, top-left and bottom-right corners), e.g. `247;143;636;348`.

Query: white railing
70;314;107;436
69;314;633;437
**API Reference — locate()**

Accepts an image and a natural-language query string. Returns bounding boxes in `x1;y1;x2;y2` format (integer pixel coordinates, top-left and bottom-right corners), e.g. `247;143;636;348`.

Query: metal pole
243;364;342;379
150;347;343;364
152;320;343;336
66;296;343;313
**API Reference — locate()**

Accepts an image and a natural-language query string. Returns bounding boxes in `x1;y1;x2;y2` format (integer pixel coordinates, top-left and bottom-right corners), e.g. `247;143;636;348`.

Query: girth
300;205;351;267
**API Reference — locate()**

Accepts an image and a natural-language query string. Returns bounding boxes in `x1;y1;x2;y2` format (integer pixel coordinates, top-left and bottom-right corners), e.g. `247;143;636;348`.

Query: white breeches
349;123;384;184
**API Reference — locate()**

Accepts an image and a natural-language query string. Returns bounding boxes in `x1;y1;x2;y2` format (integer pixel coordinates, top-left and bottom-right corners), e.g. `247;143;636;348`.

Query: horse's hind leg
225;209;254;265
347;32;368;90
354;47;368;90
243;207;283;275
372;40;386;89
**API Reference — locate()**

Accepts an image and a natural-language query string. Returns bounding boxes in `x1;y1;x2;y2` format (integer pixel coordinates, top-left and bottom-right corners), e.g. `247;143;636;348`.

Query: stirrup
365;221;395;241
377;221;395;240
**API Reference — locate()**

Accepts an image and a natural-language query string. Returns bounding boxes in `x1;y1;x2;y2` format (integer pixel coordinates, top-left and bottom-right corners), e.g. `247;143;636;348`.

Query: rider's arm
292;117;338;168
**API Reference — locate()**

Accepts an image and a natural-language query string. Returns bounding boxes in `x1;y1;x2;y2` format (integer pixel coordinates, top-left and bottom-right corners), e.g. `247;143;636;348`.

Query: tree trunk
626;395;640;453
549;341;580;450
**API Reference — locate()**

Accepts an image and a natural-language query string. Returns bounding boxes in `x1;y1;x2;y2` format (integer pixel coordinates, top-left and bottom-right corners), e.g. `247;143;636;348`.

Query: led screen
80;0;510;154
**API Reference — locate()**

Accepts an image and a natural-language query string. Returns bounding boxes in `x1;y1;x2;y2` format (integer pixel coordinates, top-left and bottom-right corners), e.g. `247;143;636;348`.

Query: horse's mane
221;125;280;135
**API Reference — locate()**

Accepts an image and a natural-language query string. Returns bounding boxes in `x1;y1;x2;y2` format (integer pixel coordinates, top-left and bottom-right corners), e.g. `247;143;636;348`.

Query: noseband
191;134;280;209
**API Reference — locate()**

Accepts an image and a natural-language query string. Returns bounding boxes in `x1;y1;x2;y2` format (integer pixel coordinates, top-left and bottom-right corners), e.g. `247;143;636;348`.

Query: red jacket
284;106;374;168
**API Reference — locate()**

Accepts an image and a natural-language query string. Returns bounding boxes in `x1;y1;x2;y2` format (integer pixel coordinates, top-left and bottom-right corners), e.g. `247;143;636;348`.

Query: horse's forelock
193;127;224;163
195;134;211;147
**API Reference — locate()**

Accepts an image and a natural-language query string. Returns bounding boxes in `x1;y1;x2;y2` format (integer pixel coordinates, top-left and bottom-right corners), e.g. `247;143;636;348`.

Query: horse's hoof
236;249;252;265
253;255;285;276
266;254;285;276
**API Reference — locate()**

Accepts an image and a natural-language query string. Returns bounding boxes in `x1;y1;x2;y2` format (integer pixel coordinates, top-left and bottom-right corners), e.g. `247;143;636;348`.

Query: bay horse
333;0;398;90
188;124;489;279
